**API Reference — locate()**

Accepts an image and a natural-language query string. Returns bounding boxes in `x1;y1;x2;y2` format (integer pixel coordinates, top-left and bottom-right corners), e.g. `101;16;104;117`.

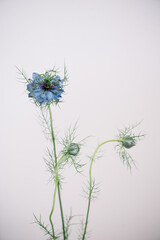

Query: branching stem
82;139;122;240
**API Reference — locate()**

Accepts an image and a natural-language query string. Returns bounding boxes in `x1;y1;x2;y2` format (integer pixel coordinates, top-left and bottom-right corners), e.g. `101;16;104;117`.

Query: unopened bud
68;143;80;156
122;136;136;149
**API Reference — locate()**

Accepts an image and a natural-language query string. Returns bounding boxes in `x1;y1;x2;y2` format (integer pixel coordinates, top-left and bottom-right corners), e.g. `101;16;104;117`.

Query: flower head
116;123;144;169
27;70;64;105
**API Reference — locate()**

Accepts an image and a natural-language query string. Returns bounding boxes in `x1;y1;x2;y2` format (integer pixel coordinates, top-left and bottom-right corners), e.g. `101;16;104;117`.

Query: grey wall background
1;0;160;240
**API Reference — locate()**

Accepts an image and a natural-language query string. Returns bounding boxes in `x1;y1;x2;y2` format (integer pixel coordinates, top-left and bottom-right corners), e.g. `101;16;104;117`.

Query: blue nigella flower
27;71;64;105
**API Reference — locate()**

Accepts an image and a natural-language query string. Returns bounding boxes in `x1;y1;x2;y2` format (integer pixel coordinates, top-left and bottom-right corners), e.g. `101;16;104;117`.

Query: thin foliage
116;122;145;170
33;214;60;240
59;123;87;173
16;66;29;84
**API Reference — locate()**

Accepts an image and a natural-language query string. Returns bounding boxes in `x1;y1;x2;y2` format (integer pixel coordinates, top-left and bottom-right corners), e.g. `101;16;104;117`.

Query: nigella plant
18;65;144;240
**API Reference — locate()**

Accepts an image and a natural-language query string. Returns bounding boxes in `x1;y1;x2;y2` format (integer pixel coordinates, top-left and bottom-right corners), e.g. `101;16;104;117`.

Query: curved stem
82;139;122;240
48;104;66;240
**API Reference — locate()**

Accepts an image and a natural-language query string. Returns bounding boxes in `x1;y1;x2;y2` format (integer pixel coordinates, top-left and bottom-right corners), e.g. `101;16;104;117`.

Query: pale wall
0;1;160;240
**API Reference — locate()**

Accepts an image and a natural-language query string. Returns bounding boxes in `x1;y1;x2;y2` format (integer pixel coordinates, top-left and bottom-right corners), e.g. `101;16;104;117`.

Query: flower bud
122;136;136;149
68;143;80;156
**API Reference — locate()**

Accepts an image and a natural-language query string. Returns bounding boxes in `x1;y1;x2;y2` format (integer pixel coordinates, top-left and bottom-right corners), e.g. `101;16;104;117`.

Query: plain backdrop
0;0;160;240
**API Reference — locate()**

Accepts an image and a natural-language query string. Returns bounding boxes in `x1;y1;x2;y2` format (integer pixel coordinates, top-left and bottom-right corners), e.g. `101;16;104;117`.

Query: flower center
42;79;52;90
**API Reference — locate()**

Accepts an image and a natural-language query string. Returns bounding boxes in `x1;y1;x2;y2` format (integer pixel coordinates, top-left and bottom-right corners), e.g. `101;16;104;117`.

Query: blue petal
53;93;61;101
55;75;61;80
51;85;60;91
28;92;34;97
40;93;47;100
32;72;40;81
58;89;64;94
46;91;54;101
27;83;32;91
32;89;42;97
36;94;47;104
51;89;62;96
36;97;44;104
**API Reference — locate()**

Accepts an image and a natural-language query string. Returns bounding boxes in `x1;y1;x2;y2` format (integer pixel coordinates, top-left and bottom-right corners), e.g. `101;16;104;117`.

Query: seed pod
122;136;136;149
68;143;80;156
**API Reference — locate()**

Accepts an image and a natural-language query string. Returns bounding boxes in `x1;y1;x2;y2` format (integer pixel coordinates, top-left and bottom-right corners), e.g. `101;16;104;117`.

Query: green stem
48;104;66;240
82;139;122;240
49;154;66;237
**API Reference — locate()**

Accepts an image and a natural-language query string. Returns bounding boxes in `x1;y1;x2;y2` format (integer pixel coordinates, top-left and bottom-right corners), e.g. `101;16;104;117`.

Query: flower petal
27;83;32;91
46;91;54;101
55;75;61;80
32;73;40;81
33;89;42;97
40;93;47;100
36;93;47;104
28;92;34;97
